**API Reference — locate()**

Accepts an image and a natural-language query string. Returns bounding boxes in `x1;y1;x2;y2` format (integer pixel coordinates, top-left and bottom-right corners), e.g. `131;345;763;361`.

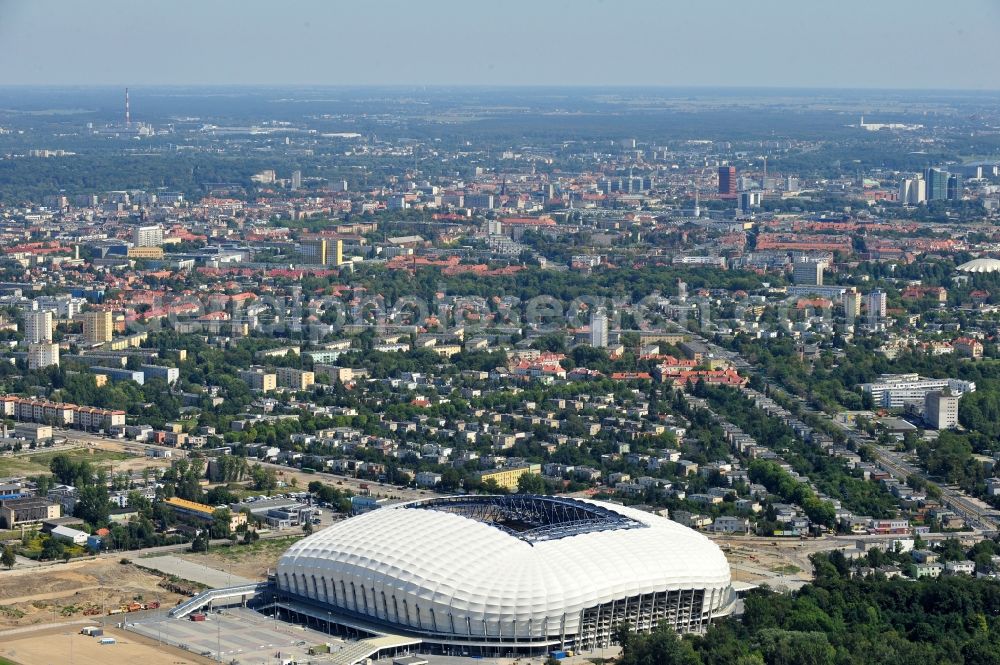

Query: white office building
861;374;975;410
899;178;926;205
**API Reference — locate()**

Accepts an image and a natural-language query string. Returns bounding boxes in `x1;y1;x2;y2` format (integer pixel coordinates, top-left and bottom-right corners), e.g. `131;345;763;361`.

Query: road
671;323;998;534
785;400;999;532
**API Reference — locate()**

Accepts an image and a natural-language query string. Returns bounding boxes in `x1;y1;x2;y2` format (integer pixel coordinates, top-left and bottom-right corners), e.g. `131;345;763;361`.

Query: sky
1;0;998;89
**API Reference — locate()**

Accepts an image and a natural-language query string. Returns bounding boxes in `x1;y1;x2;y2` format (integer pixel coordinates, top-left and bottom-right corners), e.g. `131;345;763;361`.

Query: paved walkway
134;555;255;588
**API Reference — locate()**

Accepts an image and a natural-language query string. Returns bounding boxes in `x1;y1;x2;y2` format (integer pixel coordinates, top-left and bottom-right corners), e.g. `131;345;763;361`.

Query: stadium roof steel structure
404;494;645;543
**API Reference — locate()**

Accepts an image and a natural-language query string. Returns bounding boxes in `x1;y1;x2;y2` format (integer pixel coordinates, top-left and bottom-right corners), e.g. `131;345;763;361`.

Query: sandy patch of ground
0;624;215;665
0;558;187;629
709;535;839;589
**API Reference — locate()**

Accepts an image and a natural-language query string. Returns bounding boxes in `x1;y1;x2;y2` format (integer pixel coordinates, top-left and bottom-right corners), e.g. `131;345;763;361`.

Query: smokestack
125;88;130;127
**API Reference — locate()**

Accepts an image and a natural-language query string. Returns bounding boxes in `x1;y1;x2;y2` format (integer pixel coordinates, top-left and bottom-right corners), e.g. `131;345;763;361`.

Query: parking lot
128;606;340;663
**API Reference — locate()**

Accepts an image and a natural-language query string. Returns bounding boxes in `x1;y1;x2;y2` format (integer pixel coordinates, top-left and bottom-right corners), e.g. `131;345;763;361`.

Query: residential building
240;367;277;392
140;364;179;384
945;560;975;576
843;289;862;320
300;238;343;266
478;466;532;491
24;309;53;344
590;311;609;348
133;224;164;247
914;562;944;578
705;516;750;535
954;337;984;359
0;395;124;430
792;259;825;286
91;366;144;385
28;342;60;370
415;471;443;488
82;310;113;344
313;364;359;384
924;390;959;430
866;289;887;322
276;367;315;391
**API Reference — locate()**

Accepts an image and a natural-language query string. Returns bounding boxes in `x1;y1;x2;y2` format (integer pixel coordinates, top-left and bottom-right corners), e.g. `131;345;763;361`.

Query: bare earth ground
0;558;187;629
0;624;215;665
710;535;841;590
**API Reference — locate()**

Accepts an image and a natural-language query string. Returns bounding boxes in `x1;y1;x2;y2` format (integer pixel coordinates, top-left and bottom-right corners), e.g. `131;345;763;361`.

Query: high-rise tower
718;166;736;198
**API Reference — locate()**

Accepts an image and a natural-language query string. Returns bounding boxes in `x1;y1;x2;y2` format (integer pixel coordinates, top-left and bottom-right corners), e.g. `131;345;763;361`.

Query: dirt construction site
710;534;844;590
0;557;195;630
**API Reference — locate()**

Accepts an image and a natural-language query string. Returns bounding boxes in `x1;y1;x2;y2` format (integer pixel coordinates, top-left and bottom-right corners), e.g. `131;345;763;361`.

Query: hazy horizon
2;0;999;90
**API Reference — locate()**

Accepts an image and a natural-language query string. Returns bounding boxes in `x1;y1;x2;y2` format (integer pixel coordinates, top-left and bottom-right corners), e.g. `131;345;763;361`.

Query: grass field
173;534;303;564
174;534;305;579
0;448;130;478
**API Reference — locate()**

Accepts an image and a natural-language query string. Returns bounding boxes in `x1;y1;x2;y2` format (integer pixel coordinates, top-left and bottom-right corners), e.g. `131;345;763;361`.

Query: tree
754;629;835;665
127;491;153;519
250;464;278;491
49;454;95;487
74;485;111;526
40;537;66;561
1;545;15;570
618;624;701;665
210;509;233;539
190;532;209;553
516;472;547;495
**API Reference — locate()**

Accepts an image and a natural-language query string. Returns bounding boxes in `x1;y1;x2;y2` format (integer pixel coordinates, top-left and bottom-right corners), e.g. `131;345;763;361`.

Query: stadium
274;495;735;656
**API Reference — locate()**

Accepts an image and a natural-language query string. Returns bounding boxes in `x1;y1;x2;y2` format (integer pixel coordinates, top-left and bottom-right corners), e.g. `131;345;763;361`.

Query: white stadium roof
276;496;733;648
957;258;1000;273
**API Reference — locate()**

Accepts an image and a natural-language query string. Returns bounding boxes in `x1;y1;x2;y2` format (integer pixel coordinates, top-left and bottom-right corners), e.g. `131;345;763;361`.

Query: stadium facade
275;495;734;655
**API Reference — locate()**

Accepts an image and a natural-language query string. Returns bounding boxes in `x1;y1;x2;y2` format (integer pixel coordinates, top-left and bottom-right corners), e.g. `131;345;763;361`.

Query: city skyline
2;0;999;90
4;4;1000;663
